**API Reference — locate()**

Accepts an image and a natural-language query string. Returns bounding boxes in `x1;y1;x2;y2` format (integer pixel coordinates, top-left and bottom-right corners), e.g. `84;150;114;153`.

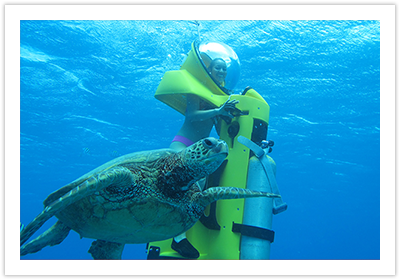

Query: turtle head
183;137;228;180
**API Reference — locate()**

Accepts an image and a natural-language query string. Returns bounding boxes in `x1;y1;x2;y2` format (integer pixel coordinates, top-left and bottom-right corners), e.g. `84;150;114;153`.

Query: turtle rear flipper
88;240;125;260
20;221;71;256
20;166;134;246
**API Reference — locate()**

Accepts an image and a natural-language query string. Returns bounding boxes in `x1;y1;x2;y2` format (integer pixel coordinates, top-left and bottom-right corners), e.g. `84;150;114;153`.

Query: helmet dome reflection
197;41;241;92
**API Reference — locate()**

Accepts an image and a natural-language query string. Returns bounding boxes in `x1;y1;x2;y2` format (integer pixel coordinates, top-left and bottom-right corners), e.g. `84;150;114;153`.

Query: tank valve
260;140;274;153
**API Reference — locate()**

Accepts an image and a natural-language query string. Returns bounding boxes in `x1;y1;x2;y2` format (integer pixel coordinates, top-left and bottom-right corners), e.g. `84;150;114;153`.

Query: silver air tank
240;155;276;260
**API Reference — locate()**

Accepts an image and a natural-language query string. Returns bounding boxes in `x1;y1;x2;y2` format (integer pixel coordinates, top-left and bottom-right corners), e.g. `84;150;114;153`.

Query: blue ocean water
20;20;380;260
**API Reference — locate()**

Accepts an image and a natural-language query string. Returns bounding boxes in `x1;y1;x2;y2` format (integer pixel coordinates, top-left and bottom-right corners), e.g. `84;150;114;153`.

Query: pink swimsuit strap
171;135;195;147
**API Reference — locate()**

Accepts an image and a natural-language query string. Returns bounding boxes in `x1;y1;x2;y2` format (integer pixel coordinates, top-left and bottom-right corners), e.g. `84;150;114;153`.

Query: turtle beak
204;138;228;158
217;141;228;156
206;140;228;162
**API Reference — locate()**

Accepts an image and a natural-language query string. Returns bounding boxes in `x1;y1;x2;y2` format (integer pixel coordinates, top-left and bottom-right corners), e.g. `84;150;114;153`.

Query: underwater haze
20;20;380;260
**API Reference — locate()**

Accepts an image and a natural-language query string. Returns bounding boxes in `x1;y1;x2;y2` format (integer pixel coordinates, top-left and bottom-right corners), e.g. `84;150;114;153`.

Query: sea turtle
20;137;279;259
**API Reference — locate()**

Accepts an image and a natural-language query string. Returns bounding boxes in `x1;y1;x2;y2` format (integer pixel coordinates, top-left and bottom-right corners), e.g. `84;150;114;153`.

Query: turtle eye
203;138;213;148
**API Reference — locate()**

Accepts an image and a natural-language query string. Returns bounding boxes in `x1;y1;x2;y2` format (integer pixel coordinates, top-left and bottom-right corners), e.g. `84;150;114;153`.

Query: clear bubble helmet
197;41;241;92
154;41;243;115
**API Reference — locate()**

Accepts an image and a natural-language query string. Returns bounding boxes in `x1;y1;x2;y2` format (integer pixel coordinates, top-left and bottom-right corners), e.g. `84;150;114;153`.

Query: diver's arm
185;95;239;122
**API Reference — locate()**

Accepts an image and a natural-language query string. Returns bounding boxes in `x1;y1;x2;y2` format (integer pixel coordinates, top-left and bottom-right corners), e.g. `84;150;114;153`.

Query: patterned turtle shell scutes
101;184;137;203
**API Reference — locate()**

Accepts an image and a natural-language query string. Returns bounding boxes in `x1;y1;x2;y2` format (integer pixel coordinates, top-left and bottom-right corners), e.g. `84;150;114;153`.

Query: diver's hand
218;98;240;118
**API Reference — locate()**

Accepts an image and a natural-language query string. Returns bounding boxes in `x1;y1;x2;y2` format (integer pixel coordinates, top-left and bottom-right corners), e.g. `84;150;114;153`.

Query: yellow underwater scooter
147;41;287;260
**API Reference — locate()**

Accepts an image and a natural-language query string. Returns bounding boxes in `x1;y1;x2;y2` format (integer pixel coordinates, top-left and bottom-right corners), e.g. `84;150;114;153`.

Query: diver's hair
207;58;226;72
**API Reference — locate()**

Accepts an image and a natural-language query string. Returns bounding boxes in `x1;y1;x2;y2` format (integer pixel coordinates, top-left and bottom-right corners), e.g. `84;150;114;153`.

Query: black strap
232;222;275;243
199;202;220;230
198;161;228;231
147;246;186;260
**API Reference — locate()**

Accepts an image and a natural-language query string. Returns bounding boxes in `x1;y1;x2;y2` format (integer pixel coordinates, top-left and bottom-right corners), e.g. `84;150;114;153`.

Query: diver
208;58;228;86
170;58;240;259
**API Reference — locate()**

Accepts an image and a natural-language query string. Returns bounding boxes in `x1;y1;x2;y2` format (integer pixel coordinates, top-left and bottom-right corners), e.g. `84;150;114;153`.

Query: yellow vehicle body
148;42;270;260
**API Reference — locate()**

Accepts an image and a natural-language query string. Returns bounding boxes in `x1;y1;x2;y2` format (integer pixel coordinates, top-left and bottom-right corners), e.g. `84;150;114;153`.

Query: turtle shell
54;182;202;244
41;147;206;244
43;149;174;207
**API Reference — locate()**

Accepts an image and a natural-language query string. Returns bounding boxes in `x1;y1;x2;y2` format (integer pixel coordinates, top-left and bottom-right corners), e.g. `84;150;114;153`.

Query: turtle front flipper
20;166;134;246
88;240;125;260
196;187;281;208
20;221;71;256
